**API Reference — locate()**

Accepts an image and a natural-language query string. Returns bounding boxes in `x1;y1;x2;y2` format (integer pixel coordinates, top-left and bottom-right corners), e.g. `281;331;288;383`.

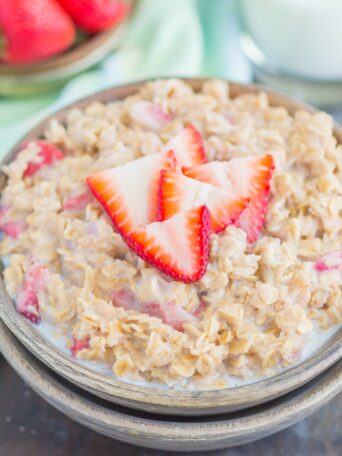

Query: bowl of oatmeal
0;79;341;416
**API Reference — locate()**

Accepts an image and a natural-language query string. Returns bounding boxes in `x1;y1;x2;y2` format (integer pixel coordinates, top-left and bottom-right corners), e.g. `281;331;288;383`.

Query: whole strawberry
0;0;76;64
58;0;130;33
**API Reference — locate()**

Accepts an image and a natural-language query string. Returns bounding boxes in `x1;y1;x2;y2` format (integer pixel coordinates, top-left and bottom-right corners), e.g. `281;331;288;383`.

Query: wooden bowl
0;79;341;416
0;320;341;452
0;2;134;96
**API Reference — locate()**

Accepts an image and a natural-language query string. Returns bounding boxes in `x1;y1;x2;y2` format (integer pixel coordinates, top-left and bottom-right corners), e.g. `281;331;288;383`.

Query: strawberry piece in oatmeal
191;300;206;318
0;220;27;239
63;191;92;211
23;140;64;177
129;101;173;132
16;263;48;323
71;336;90;357
314;251;342;272
112;289;139;310
16;290;40;323
112;288;194;331
0;206;27;239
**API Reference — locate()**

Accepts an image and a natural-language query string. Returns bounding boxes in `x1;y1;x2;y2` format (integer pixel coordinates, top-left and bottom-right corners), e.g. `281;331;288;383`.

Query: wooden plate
0;79;341;416
0;2;134;96
0;320;341;452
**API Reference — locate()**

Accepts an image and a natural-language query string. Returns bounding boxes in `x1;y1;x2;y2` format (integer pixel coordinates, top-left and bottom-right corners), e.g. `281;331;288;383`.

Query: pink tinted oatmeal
0;79;341;389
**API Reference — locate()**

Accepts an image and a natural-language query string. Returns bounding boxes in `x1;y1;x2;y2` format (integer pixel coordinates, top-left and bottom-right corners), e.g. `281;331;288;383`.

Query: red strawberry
183;155;275;243
0;205;27;238
22;141;64;178
63;191;92;211
127;206;210;283
1;220;27;238
163;125;207;172
58;0;130;33
87;150;176;236
71;336;90;357
158;171;248;233
0;0;75;64
112;289;139;310
191;299;206;318
129;101;173;132
16;290;40;324
16;263;48;323
314;251;342;272
112;289;194;330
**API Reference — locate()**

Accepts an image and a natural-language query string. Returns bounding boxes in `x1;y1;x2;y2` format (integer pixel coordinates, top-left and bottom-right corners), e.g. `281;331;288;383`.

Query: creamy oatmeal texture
0;79;341;388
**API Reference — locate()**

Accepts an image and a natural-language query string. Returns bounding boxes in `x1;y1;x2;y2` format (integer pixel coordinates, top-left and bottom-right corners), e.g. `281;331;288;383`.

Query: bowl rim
0;78;341;416
0;319;341;451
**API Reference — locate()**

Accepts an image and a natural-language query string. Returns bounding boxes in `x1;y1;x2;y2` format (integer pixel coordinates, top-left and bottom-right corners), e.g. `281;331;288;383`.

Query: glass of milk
240;0;342;106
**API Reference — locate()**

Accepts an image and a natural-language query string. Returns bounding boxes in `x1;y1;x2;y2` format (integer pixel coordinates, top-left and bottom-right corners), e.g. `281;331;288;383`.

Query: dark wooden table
0;354;341;456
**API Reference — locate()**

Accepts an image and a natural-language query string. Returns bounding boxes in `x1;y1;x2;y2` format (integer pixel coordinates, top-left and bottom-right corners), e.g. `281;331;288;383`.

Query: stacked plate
0;80;341;451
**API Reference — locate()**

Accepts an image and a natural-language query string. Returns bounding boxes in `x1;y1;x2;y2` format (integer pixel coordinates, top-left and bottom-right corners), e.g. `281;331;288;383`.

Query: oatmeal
0;79;341;388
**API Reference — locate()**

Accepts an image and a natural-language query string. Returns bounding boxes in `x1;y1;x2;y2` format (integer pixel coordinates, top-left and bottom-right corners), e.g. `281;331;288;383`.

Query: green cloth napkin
0;0;250;158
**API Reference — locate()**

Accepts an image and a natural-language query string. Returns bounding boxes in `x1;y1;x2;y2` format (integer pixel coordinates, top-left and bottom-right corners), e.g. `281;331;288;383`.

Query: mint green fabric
0;0;250;158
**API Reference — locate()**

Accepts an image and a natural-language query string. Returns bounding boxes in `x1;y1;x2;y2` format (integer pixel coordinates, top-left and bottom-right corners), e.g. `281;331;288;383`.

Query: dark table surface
0;353;341;456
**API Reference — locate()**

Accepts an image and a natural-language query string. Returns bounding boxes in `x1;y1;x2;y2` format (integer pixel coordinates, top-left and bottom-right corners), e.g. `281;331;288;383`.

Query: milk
241;0;342;80
36;319;340;390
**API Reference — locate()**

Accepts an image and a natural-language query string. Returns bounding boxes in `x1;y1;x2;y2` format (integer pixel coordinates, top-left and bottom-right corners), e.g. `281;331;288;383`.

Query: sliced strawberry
1;220;27;238
129;101;173;132
163;125;207;172
183;155;275;243
0;205;27;238
87;150;176;236
126;206;210;283
158;171;248;233
112;289;139;310
23;264;49;292
191;299;206;318
112;288;194;330
71;336;90;358
143;301;193;331
16;263;48;324
16;290;40;324
63;191;92;211
23;141;64;178
314;251;342;272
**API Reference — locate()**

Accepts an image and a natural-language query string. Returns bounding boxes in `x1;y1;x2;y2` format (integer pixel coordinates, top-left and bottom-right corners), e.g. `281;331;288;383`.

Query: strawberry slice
112;289;139;311
183;155;275;243
87;150;176;236
163;125;207;172
314;251;342;272
158;171;248;233
1;220;27;239
129;101;173;132
16;290;40;324
16;263;48;324
63;191;92;211
23;141;64;178
0;205;27;238
112;289;194;330
71;336;90;358
126;206;210;283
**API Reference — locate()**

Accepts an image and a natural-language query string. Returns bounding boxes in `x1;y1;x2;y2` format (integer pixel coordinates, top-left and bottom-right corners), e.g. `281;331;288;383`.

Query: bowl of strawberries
0;0;133;95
